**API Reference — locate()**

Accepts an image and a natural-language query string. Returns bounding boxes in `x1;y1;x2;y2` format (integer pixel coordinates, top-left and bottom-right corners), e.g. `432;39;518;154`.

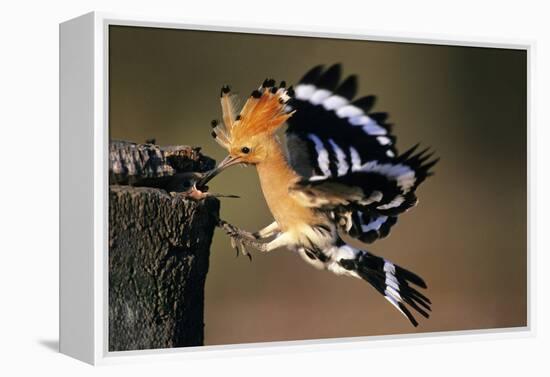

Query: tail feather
338;247;431;327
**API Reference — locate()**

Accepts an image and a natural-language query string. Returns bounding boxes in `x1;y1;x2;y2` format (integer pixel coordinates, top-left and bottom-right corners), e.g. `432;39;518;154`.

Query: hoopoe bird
198;64;438;327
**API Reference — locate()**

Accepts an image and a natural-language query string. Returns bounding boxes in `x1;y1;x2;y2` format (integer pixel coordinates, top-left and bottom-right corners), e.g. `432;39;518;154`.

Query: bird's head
198;79;294;186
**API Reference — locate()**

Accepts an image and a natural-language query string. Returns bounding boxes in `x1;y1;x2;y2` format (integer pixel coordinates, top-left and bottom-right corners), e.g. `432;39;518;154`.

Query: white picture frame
59;11;533;365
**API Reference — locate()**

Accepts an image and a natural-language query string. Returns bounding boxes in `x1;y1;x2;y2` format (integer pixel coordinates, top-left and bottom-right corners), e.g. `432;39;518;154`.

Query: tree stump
108;141;219;351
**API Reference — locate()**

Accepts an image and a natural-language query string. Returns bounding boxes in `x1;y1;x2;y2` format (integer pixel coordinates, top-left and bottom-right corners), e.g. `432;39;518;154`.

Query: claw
239;241;253;261
232;235;244;257
239;241;246;257
217;219;259;260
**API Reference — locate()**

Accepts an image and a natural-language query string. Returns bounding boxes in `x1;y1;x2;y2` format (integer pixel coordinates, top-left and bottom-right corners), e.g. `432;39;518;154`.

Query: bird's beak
196;155;242;188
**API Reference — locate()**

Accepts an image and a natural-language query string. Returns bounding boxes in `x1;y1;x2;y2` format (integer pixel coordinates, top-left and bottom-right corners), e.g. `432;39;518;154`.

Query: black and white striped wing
286;64;438;244
290;145;437;236
286;64;396;179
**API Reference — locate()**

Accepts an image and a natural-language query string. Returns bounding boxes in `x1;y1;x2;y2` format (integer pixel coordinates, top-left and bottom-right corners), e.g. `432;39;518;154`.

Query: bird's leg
218;220;279;242
252;221;280;240
245;232;291;253
223;223;289;254
218;220;284;259
218;219;257;241
217;219;258;260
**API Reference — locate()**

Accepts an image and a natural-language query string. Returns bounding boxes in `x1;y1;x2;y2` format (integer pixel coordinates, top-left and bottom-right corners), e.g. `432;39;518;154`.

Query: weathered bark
108;141;218;351
109;140;215;187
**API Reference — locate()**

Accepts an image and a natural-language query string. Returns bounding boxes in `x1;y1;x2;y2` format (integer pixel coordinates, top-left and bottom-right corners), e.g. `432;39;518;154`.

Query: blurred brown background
109;25;527;345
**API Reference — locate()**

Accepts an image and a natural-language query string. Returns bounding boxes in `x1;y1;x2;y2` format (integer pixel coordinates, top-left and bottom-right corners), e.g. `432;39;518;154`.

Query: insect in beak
196;155;243;189
168;172;240;200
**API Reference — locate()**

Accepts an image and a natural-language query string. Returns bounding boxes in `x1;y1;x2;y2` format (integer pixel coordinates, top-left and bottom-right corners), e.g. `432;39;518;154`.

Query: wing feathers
285;63;438;244
352;95;377;113
300;64;324;84
316;64;342;90
286;64;398;178
334;75;358;99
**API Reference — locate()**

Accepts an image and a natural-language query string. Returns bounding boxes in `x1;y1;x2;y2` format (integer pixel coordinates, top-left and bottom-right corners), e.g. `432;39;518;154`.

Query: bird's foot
218;220;259;260
218;220;254;260
218;220;257;240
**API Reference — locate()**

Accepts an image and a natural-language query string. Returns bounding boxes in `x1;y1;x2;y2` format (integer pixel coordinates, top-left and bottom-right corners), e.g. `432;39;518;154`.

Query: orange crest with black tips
210;79;295;152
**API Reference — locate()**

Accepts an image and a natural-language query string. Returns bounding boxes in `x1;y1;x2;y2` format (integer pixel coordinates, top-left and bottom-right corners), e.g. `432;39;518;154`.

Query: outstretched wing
285;64;438;244
286;64;396;178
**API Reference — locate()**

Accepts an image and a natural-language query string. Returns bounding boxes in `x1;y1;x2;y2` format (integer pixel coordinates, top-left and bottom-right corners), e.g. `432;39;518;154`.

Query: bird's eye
241;147;251;154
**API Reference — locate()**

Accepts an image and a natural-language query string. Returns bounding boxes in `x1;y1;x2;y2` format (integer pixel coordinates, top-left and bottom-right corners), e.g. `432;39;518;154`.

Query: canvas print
108;25;527;351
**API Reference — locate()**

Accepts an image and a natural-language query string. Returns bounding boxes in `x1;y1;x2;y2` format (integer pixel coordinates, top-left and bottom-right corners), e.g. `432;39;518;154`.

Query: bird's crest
210;79;295;151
